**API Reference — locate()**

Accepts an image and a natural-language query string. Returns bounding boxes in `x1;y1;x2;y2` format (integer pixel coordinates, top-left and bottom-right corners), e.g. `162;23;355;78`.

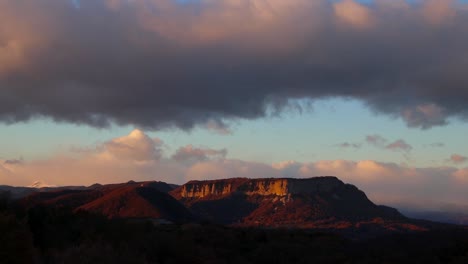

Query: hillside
170;177;426;232
17;181;192;223
6;177;458;235
77;184;193;222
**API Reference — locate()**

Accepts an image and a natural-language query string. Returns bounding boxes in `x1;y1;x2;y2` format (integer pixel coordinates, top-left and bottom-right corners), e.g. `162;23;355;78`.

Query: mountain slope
171;177;406;228
77;184;193;222
17;181;193;223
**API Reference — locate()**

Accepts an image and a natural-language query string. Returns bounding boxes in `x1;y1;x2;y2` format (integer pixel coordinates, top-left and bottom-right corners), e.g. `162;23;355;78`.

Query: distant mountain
170;177;430;233
2;180;177;199
0;184;88;199
0;185;36;199
28;181;57;188
20;189;103;209
400;210;468;225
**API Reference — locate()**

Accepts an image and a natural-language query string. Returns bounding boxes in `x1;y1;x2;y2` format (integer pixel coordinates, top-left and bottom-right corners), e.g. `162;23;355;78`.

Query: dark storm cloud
1;0;468;130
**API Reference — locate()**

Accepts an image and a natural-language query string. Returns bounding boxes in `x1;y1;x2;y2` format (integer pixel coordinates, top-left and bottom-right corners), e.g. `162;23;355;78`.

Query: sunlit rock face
178;177;344;198
179;178;247;198
172;177;406;226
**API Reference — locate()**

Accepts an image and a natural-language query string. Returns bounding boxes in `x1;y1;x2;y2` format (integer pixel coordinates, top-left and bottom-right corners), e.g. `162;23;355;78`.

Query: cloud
70;129;164;162
366;135;412;152
0;163;15;185
186;159;278;181
3;159;23;165
98;129;163;161
401;104;448;129
283;160;468;210
427;142;445;148
181;158;468;209
1;129;468;210
454;168;468;180
0;129;176;186
336;142;361;149
204;120;232;135
333;0;374;28
385;139;412;152
422;0;456;25
449;154;468;164
171;145;227;164
1;1;468;130
29;181;56;188
366;134;387;147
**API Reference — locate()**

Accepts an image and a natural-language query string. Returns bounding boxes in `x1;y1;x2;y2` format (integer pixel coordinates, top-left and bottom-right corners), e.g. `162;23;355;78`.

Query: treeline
1;191;468;264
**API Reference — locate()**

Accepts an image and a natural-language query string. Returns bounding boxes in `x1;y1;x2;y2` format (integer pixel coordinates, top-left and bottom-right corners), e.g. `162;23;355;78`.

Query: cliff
172;177;406;226
176;177;344;199
15;178;427;233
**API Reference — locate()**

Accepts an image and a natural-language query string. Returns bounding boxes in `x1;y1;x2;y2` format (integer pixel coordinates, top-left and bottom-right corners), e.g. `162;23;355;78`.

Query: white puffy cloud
1;129;468;211
0;129;178;186
96;129;163;161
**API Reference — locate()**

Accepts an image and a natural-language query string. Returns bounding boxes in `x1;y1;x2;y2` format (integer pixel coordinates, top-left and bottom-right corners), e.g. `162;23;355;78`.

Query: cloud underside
450;154;468;164
2;129;468;210
1;0;468;130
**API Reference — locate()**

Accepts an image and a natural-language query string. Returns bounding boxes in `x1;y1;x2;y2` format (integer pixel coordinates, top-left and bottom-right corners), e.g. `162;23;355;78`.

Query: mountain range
2;177;465;236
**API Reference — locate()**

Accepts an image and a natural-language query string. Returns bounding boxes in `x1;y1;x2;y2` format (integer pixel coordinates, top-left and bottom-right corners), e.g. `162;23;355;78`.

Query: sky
1;0;468;211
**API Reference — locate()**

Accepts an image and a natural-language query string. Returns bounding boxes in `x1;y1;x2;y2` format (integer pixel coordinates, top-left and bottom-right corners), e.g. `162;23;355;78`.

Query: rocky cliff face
172;177;406;226
14;178;428;234
177;177;344;198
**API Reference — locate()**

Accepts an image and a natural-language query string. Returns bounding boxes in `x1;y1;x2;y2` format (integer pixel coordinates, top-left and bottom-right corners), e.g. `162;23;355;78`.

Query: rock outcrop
14;177;434;234
176;177;344;198
171;177;406;227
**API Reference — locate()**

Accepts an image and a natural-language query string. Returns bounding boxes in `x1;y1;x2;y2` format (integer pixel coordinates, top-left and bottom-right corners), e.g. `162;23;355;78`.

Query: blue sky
2;97;466;168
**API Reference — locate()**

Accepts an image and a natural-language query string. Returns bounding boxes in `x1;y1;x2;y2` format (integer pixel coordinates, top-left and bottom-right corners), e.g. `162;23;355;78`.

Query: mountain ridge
3;177;464;233
171;177;407;228
174;177;346;199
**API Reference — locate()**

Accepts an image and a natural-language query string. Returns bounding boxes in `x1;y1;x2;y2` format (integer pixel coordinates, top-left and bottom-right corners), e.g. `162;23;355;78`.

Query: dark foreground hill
18;181;193;223
1;208;467;264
